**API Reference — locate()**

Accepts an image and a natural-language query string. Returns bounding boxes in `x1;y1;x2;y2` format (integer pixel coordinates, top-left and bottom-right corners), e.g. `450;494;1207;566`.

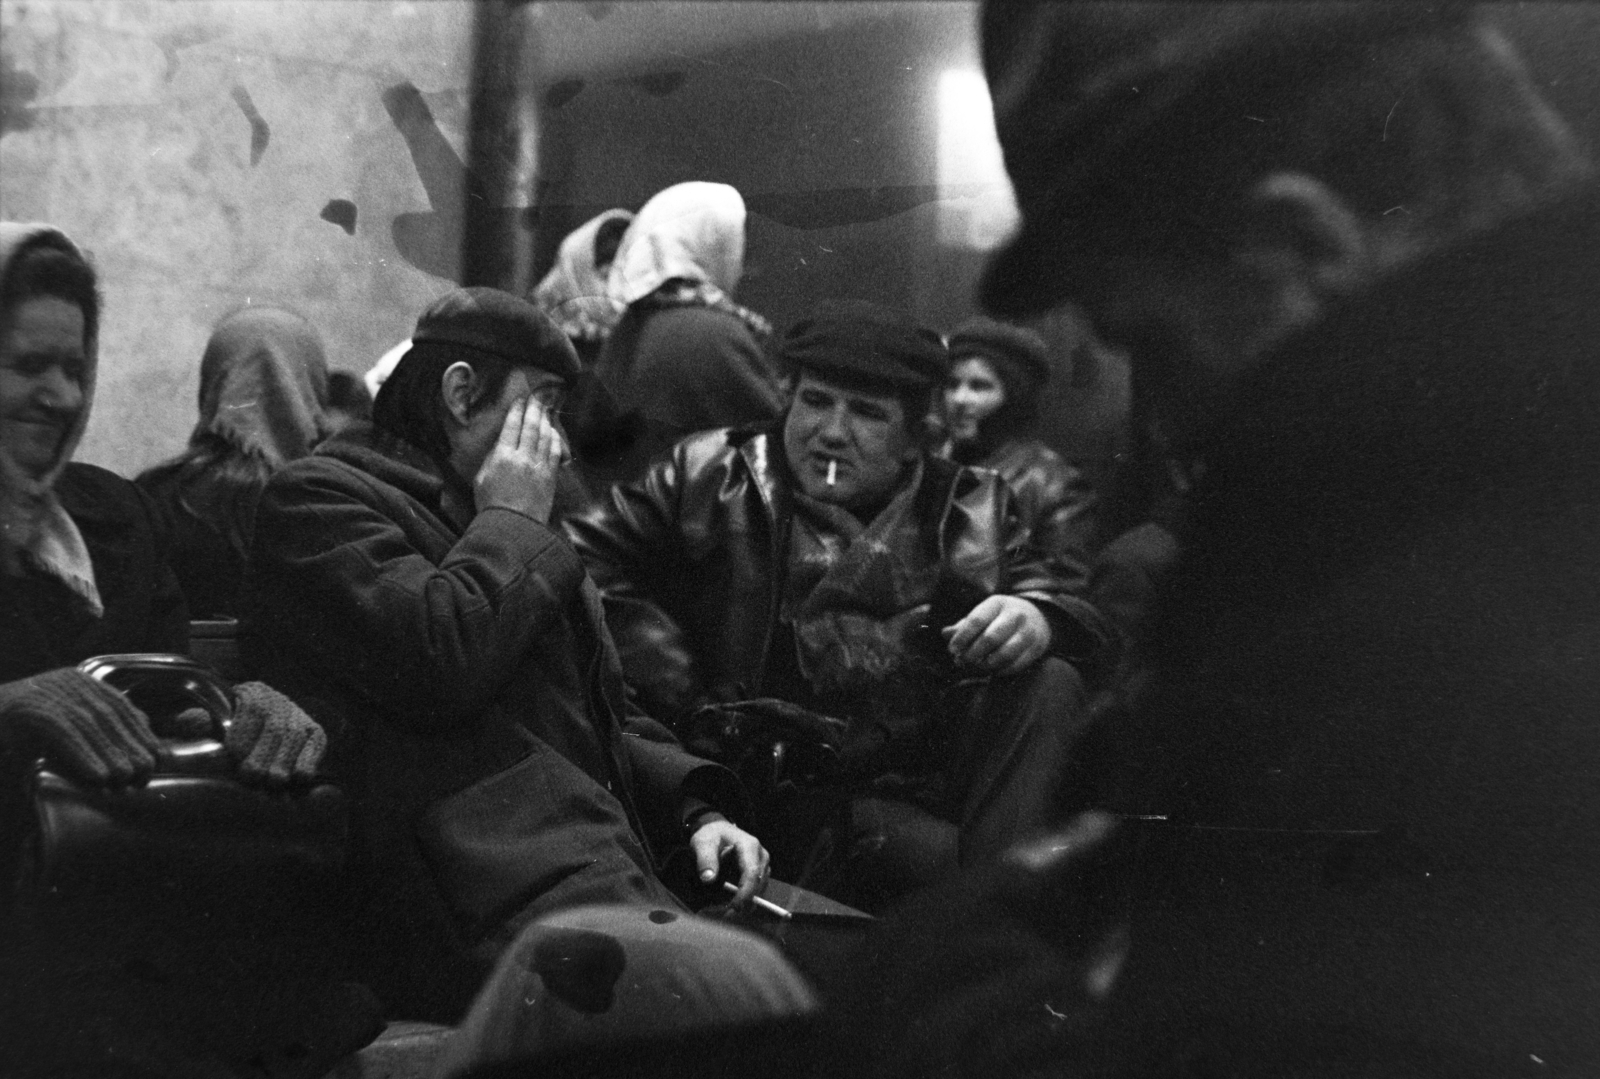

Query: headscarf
0;222;102;614
531;209;634;344
607;182;747;308
192;307;329;467
365;337;410;400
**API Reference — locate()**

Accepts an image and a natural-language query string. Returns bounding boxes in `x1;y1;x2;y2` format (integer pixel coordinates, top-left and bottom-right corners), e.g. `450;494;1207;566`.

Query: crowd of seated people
12;1;1598;1070
0;203;1114;1073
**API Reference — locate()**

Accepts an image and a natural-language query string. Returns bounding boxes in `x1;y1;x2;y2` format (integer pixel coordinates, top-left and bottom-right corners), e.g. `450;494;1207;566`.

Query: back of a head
373;287;579;463
607;182;747;308
195;306;331;467
980;2;1590;319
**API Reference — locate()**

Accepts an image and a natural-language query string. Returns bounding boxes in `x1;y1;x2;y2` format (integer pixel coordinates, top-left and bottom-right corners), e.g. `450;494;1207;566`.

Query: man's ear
440;361;477;426
1241;171;1371;298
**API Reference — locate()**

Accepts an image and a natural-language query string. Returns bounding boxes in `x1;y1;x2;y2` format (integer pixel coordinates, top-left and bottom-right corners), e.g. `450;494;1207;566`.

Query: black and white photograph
2;2;1598;1075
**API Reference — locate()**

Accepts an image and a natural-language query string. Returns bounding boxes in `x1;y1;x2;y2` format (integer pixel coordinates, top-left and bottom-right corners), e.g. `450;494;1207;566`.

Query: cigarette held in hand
722;880;792;919
826;459;838;487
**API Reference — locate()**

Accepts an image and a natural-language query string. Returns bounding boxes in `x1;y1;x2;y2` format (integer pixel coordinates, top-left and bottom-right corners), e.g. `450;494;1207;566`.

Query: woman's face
943;356;1006;445
0;296;87;478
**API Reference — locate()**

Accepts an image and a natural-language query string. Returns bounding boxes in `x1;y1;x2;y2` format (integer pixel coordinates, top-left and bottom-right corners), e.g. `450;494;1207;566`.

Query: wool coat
244;425;743;1020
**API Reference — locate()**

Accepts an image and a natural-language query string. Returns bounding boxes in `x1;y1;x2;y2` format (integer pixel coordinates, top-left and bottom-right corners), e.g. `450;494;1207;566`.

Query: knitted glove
0;667;161;784
225;681;328;786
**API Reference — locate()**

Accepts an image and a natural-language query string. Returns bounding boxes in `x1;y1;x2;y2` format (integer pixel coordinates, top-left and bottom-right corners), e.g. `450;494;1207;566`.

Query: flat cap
980;1;1467;317
949;316;1051;392
779;300;946;394
413;286;581;384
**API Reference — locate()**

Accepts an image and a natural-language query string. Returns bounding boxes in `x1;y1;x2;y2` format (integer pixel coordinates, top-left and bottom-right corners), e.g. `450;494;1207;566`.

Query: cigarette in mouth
826;460;838;487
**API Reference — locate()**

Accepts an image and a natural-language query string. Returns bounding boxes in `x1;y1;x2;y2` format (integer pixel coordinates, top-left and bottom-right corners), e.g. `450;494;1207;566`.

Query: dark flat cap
980;1;1467;317
779;300;946;393
949;316;1051;393
414;286;581;384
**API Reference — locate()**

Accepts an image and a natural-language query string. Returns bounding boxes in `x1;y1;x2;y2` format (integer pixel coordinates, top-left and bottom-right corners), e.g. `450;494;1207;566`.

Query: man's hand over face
474;395;566;524
942;595;1052;676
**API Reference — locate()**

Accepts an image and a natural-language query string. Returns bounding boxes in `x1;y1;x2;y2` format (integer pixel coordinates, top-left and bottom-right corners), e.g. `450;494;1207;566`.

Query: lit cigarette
722;880;792;919
826;459;838;487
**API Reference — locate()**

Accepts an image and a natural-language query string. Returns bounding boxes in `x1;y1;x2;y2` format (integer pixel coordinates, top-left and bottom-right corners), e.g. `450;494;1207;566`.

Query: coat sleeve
247;462;588;732
564;443;705;721
989;477;1120;683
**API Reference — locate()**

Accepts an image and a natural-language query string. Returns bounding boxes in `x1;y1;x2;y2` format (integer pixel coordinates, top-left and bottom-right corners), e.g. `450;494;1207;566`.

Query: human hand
0;667;161;785
225;681;327;786
473;395;567;524
689;817;771;906
942;595;1052;676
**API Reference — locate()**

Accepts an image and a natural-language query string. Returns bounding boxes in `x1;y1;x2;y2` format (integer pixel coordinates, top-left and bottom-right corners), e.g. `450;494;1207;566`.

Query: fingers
728;833;771;906
691;825;723;883
499;394;529;452
943;597;1049;673
689;822;771;905
294;723;329;781
80;683;160;785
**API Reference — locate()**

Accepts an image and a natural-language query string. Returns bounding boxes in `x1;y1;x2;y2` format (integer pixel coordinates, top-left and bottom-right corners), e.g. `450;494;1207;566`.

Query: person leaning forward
242;288;769;1022
982;2;1600;1073
566;300;1116;910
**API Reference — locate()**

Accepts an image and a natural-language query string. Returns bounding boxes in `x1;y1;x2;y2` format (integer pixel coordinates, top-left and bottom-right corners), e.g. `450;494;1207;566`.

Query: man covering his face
568;300;1114;909
243;288;769;1022
982;2;1600;1071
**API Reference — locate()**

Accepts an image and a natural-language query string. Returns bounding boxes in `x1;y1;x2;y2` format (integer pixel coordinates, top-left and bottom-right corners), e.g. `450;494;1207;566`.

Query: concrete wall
1;0;476;475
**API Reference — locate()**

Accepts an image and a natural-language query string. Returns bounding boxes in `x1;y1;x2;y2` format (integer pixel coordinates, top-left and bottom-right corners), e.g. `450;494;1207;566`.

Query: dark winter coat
1103;188;1600;1068
243;425;743;1019
0;464;187;682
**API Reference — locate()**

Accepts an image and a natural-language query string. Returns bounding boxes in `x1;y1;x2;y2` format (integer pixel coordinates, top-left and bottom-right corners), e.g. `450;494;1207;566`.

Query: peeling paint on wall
0;0;475;475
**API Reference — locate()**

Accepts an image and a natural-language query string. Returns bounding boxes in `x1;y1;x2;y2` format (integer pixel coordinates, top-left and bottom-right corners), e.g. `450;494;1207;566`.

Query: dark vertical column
462;0;540;292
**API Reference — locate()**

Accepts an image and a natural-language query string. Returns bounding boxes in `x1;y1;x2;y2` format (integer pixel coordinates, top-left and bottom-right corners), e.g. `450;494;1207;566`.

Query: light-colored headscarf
607;182;747;309
531;208;634;343
0;222;102;614
192;307;330;466
365;337;411;400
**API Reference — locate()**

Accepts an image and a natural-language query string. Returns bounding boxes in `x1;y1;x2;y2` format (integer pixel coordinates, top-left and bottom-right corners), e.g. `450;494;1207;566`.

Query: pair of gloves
0;667;325;787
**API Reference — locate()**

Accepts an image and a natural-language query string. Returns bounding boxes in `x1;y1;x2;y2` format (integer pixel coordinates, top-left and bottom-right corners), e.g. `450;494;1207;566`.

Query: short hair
371;340;520;464
1;241;99;350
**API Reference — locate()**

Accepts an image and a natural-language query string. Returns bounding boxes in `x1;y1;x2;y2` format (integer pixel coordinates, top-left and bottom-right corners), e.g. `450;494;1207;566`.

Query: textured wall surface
1;0;475;474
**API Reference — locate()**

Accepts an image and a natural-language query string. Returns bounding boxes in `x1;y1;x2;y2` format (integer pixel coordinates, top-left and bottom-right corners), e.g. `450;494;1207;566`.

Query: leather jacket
566;425;1117;723
969;437;1101;558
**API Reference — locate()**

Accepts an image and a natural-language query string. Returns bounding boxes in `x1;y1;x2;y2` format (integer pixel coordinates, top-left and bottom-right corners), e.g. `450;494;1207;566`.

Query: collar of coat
311;422;458;514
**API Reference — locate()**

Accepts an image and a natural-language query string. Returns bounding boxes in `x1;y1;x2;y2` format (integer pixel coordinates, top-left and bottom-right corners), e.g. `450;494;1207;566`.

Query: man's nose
817;405;849;444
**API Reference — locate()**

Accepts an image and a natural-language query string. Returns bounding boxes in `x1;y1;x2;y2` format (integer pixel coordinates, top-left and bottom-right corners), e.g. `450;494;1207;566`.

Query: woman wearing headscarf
939;316;1100;558
0;223;356;1076
137;307;330;617
531;207;634;367
578;182;782;486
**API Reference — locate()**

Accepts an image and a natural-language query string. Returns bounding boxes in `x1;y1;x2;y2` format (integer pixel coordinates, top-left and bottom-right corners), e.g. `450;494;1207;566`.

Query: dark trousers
772;657;1091;910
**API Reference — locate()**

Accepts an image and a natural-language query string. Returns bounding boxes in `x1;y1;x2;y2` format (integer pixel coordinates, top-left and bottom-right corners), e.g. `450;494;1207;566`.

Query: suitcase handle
76;654;237;772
